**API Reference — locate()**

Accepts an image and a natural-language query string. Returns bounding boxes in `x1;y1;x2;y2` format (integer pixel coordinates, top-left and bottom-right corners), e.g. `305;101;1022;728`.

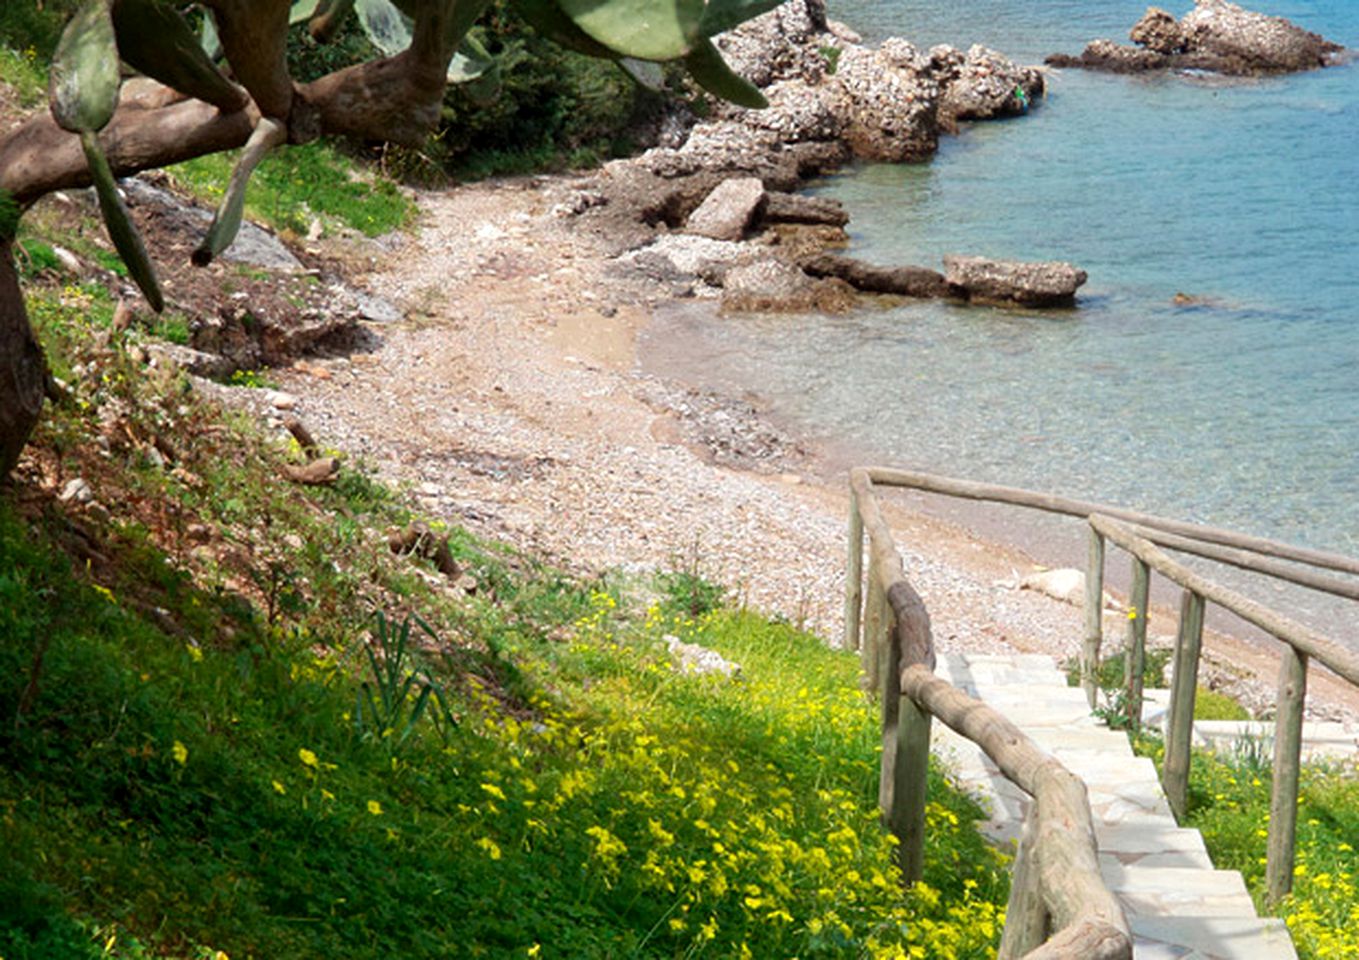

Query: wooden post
1266;646;1308;904
863;566;887;696
1163;588;1204;819
879;607;902;816
1082;526;1106;708
1123;557;1150;733
998;804;1047;959
892;687;932;885
845;495;864;651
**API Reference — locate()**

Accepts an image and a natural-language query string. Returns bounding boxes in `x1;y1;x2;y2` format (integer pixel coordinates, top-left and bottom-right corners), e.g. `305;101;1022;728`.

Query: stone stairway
931;652;1298;960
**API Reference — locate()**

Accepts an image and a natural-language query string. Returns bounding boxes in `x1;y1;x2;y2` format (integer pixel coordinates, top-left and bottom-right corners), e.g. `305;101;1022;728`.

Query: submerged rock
943;255;1088;307
1048;0;1345;76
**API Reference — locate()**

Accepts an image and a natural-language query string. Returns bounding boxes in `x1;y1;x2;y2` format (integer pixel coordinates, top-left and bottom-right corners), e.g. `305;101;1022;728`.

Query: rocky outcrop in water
943;255;1088;307
1047;1;1346;76
576;0;1045;249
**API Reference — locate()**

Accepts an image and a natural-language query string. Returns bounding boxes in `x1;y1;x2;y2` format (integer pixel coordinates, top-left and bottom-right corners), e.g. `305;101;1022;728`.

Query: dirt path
264;176;1359;725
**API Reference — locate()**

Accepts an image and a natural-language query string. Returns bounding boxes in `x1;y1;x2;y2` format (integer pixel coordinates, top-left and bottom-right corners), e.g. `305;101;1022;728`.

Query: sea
641;0;1359;644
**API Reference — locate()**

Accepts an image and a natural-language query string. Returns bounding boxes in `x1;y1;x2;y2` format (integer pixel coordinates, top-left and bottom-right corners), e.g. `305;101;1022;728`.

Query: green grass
1135;736;1358;959
167;141;412;239
2;301;1013;959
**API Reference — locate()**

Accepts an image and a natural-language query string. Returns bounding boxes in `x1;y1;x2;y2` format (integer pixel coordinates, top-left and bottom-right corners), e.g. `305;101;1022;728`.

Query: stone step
926;654;1299;958
1096;823;1214;871
1130;916;1298;960
1101;864;1257;918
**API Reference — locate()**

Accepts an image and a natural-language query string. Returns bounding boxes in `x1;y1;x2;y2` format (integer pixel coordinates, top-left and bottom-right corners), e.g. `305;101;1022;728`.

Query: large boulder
1049;0;1345;76
830;39;941;162
1130;7;1189;54
685;177;768;241
943;255;1088;306
1181;0;1344;73
934;44;1046;125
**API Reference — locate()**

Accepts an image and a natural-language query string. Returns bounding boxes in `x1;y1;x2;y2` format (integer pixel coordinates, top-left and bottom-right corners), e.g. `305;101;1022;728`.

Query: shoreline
259;173;1359;726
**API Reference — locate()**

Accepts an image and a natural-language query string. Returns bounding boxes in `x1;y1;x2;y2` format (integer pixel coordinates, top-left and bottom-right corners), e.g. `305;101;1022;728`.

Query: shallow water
642;1;1359;641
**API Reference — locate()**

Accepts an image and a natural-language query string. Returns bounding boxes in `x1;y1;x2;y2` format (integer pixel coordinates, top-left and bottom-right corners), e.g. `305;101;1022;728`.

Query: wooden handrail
863;467;1359;578
846;467;1359;918
1089;515;1359;686
847;469;1132;959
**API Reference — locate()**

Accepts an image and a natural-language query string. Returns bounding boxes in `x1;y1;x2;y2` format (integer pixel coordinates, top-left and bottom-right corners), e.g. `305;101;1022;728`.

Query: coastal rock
934;44;1046;125
719;258;856;313
761;191;849;227
1048;0;1345;76
1130;8;1189;54
122;177;303;271
1181;0;1343;73
685;177;768;241
831;39;941;162
1047;37;1172;73
713;0;832;87
802;253;950;298
943;255;1088;306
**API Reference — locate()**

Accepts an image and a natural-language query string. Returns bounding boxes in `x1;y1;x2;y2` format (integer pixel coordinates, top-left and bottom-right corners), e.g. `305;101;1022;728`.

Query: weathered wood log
998;806;1046;959
803;254;950;298
281;456;339;485
865;468;1359;577
1267;646;1307;903
388;521;461;579
281;414;318;457
1163;588;1204;819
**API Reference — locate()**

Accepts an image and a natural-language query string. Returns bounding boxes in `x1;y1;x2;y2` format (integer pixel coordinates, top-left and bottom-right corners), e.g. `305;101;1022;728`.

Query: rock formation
1047;1;1345;76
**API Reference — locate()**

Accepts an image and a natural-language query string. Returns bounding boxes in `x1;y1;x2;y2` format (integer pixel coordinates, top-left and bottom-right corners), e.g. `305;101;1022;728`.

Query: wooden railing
1087;514;1359;902
846;467;1359;942
847;469;1132;959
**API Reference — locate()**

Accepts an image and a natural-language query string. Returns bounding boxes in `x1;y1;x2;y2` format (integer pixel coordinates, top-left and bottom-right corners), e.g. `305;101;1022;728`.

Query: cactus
193;117;289;267
556;0;705;62
49;0;120;135
355;0;502;86
112;0;247;113
79;130;163;311
697;0;784;38
684;37;765;107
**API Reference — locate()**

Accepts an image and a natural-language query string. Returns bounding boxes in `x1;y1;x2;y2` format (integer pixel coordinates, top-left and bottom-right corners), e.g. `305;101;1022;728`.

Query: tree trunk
0;238;47;479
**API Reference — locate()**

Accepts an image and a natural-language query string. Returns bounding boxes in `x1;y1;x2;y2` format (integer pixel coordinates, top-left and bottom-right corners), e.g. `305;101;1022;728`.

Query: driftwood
281;456;339;485
281;414;319;457
388;521;461;580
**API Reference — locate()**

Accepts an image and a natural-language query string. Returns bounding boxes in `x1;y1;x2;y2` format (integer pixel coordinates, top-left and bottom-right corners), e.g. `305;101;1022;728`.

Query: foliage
0;307;1013;957
167;140;412;239
353;611;457;754
437;2;661;177
1134;737;1359;960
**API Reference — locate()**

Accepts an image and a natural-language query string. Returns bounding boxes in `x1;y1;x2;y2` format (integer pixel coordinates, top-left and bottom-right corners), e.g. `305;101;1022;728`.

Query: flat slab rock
685;177;767;241
944;255;1088;306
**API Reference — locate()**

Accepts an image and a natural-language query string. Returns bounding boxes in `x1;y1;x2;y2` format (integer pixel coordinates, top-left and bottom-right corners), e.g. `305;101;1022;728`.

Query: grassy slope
1;187;1009;959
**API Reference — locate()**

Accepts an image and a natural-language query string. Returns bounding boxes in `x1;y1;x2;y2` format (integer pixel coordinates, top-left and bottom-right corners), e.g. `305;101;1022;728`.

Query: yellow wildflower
298;748;319;768
171;740;188;765
367;800;383;816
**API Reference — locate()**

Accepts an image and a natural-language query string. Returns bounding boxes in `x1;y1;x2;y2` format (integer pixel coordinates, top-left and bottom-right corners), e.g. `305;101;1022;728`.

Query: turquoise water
649;1;1359;561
